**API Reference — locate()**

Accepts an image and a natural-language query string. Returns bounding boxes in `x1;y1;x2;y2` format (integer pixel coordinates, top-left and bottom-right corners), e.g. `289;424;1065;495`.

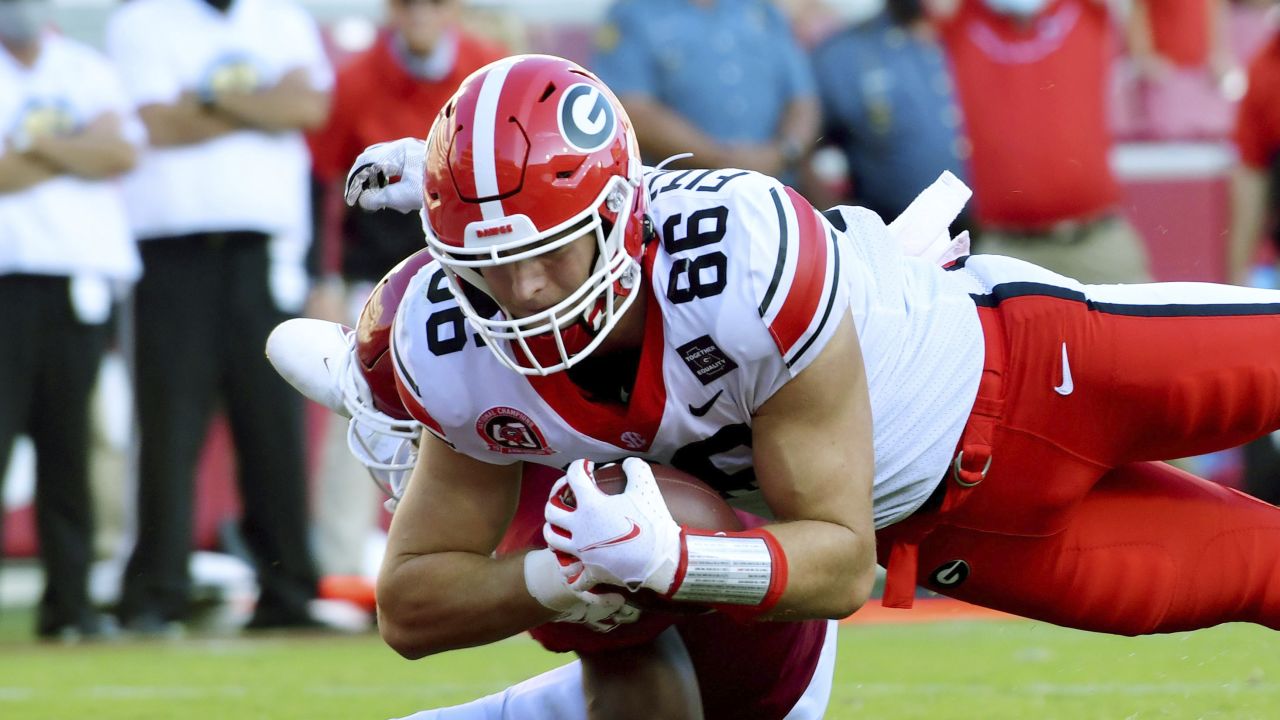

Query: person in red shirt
305;0;506;583
931;0;1153;284
310;0;506;293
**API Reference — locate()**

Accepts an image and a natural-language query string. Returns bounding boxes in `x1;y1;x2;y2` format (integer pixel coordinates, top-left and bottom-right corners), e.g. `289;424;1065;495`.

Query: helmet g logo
557;84;616;153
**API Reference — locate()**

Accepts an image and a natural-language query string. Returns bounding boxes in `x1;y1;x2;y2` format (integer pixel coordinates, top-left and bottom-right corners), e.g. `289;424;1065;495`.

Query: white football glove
543;459;683;595
344;137;427;214
523;548;641;632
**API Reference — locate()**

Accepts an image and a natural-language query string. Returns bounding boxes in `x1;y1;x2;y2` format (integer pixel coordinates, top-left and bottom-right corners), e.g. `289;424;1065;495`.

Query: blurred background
3;0;1279;641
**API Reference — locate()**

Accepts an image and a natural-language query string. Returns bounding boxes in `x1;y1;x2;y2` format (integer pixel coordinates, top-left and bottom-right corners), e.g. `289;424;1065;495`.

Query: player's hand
344;137;426;213
543;458;682;595
523;547;640;632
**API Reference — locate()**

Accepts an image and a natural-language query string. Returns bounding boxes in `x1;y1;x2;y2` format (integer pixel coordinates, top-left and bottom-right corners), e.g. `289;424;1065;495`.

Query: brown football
587;462;742;532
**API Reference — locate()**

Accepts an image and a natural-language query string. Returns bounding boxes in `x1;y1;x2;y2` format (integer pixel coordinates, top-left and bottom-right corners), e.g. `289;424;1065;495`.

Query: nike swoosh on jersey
688;389;724;417
1054;342;1073;396
579;520;643;551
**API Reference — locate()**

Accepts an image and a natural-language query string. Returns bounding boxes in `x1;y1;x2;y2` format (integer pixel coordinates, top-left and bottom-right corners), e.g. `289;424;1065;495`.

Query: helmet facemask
336;333;418;505
423;173;643;375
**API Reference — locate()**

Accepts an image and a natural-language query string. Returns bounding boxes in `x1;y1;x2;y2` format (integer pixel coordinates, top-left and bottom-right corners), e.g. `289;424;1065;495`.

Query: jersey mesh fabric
835;206;983;526
391;171;985;529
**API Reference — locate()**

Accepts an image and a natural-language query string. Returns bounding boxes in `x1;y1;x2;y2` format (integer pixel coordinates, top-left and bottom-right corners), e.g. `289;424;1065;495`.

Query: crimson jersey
393;169;984;528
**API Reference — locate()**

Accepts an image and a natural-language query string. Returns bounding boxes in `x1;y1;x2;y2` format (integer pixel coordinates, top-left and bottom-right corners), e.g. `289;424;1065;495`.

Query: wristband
668;528;788;614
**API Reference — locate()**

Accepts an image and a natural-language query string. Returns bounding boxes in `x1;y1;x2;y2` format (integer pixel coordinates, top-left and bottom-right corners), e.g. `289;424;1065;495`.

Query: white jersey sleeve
645;169;851;415
388;260;473;452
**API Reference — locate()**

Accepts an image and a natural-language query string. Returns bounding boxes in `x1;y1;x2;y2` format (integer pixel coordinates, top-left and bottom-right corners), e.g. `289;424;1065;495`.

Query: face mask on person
0;0;51;43
886;0;924;25
982;0;1050;17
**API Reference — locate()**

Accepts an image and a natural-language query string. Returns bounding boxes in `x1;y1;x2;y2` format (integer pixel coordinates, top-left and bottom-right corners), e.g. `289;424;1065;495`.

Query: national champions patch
476;407;554;456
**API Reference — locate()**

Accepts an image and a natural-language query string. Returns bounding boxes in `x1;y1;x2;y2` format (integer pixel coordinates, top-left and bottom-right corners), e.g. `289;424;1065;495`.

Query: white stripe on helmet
472;57;519;222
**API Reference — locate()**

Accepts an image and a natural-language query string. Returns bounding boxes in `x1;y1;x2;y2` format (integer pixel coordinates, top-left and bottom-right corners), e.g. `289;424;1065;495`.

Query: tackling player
343;53;1279;677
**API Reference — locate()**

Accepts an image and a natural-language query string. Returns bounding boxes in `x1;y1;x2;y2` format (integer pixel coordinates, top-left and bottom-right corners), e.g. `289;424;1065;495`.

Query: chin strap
666;527;789;621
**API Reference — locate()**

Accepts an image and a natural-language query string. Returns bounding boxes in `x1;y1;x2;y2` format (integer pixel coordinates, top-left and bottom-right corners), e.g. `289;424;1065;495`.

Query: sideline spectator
932;0;1152;284
591;0;819;183
810;0;973;231
0;0;142;640
105;0;332;633
305;0;505;579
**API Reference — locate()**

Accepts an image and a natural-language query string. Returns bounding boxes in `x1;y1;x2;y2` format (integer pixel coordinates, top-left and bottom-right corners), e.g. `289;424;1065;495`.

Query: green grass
0;619;1275;719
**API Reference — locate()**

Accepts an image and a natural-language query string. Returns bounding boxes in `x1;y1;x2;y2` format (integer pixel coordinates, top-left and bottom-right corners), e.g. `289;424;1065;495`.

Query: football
588;462;742;533
507;462;744;654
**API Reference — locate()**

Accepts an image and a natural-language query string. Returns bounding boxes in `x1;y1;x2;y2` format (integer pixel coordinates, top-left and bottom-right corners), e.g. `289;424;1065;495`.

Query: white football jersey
393;170;984;528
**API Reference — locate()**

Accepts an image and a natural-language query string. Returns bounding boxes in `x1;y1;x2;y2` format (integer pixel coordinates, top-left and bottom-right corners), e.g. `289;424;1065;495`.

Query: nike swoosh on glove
523;548;641;632
543;458;682;594
344;137;427;213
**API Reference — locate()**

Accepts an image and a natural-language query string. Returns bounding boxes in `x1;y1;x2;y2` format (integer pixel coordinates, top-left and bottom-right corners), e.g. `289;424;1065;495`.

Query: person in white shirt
0;0;143;641
105;0;333;633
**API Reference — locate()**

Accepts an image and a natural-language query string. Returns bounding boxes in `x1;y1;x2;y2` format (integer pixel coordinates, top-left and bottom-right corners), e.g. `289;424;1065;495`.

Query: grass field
1;609;1276;720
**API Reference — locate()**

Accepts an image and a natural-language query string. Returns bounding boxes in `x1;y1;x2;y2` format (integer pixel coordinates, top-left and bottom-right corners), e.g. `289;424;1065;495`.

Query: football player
345;53;1280;679
266;255;836;719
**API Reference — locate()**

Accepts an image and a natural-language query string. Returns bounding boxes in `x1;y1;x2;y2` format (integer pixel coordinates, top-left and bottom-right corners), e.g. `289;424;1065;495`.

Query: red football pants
879;268;1280;635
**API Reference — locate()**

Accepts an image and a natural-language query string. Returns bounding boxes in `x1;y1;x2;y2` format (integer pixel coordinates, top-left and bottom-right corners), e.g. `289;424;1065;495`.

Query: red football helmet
420;54;647;375
336;249;436;501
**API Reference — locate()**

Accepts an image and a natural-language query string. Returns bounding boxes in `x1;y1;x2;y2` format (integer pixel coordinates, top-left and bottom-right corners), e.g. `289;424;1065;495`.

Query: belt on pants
880;307;1008;609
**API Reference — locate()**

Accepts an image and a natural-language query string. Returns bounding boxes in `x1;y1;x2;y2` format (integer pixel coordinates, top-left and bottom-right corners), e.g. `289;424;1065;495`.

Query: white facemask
982;0;1050;18
0;0;50;43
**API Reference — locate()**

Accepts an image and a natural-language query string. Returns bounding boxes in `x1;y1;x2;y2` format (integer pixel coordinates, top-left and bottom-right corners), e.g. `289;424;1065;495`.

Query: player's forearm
211;71;330;132
759;518;876;621
1227;166;1268;284
376;550;555;659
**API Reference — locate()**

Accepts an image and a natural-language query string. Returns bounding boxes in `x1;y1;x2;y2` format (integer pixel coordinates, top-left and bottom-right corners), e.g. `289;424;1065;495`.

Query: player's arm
23;112;137;180
377;434;551;658
545;315;875;622
750;312;876;619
